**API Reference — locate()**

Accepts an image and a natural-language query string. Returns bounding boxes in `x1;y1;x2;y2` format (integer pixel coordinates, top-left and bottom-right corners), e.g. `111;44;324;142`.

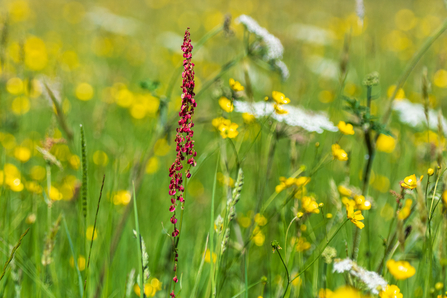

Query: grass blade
0;228;30;282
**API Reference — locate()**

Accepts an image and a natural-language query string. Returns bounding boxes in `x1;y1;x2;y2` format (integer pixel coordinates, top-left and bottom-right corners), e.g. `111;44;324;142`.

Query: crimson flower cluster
169;28;197;296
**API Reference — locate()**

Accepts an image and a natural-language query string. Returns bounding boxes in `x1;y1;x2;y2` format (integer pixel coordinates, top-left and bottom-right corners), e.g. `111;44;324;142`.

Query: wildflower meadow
2;0;447;297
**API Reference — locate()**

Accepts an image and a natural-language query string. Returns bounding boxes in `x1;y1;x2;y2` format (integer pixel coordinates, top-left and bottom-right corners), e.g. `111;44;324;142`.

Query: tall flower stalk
168;28;197;298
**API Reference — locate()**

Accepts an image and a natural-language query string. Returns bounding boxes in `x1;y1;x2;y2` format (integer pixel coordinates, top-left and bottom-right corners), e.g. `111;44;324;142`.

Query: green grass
1;0;447;297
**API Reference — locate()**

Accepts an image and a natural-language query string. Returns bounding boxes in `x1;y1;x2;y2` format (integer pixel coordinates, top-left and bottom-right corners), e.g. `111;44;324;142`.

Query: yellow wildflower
435;282;444;290
134;283;157;297
273;103;288;115
386;259;416;280
204;249;217;263
272;91;290;105
387;85;405;100
331;286;362;298
253;227;265;246
428;168;434;176
229;78;244;91
14;146;31;162
354;195;371;210
337;121;355;135
379;284;403;298
93;150;109;166
301;196;320;214
218;96;234;113
318;288;334;298
295;237;311;252
346;204;364;229
338;185;352;197
113;190;132;205
254;213;267;226
76;83;94;101
397;199;412;220
376;134;396;153
86;226;98;240
295;176;310;187
401;174;422;190
242;112;255;123
332;144;348;161
69;255;86;271
48;186;63;201
217;120;239;139
26;181;42;194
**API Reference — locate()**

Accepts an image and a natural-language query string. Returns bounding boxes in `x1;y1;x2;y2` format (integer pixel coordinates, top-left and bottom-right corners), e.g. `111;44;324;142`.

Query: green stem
275;249;290;298
210;155;220;297
381;17;447;130
290;219;349;283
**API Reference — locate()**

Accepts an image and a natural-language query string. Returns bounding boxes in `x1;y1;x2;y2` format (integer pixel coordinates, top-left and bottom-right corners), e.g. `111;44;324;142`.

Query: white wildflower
333;258;387;294
290;24;335;46
233;100;338;133
333;258;353;273
392;99;447;135
86;7;139;36
275;60;289;80
356;0;365;23
236;14;284;61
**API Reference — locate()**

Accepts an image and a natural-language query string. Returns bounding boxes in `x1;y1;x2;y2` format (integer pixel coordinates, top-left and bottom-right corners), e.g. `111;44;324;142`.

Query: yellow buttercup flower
379;284;403;298
273;103;288;115
376;134;396;153
332;144;348;161
346;204;364;229
295;237;311;252
386;259;416;280
242;113;255;123
69;255;86;271
214;118;239;139
397;199;412;220
14;146;31;162
338;185;352;197
218;96;234;113
86;226;97;240
387;85;405;99
354;195;371;210
229;78;244;91
318;288;334;298
134;282;159;297
331;286;362;298
252;227;265;246
401;174;422;190
428;168;434;176
301;196;320;214
337;121;355;135
113;190;132;205
76;83;94;101
254;213;267;226
272;91;290;105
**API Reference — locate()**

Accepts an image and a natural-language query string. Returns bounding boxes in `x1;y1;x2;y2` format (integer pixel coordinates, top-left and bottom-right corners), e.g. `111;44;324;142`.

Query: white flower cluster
290;24;335;46
275;60;290;80
392;99;447;135
237;15;284;61
356;0;365;21
87;7;139;36
233;100;338;134
333;258;387;294
236;15;289;80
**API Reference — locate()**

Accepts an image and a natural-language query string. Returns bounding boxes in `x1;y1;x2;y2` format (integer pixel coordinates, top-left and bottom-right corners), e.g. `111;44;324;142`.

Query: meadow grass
2;0;447;297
